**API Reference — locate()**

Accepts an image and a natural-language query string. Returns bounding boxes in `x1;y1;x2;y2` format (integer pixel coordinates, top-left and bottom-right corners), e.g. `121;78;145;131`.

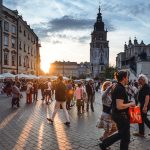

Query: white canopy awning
1;73;15;78
15;73;29;79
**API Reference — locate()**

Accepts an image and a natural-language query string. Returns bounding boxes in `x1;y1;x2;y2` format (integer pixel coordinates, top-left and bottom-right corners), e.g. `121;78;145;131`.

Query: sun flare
41;61;50;73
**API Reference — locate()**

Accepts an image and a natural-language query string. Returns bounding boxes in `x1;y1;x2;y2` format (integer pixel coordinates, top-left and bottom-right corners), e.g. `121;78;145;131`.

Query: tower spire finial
99;1;101;13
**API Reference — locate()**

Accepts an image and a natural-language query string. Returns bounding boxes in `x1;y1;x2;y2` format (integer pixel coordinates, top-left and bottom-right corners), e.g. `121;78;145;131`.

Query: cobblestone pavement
0;91;150;150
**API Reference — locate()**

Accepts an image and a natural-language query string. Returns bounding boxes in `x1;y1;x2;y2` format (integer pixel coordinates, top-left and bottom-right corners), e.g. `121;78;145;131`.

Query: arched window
101;53;103;63
24;56;29;68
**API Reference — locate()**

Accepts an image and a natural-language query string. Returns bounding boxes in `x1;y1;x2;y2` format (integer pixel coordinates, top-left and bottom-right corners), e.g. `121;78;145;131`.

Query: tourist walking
66;80;73;110
99;70;135;150
26;81;33;104
98;81;117;141
74;82;84;115
45;78;52;105
11;82;21;108
86;80;95;112
47;75;70;126
33;80;38;101
133;74;150;137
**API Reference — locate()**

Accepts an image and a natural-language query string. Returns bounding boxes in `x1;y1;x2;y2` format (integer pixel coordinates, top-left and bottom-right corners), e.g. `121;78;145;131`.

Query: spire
124;42;127;50
99;5;101;14
94;4;104;31
134;37;138;45
129;37;132;45
140;40;145;45
97;5;102;22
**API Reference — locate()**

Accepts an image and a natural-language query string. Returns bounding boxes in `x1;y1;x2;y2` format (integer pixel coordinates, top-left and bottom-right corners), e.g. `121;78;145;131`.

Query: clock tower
90;6;109;77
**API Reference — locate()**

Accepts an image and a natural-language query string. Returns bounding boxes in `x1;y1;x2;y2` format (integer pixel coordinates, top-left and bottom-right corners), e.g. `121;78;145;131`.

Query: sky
3;0;150;72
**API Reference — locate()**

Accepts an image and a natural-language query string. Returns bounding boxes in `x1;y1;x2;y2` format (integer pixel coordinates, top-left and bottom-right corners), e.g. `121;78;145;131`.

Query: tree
103;66;117;79
79;74;86;79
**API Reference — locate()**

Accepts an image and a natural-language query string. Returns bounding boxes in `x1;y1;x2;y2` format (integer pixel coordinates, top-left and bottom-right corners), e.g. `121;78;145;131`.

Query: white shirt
47;82;51;90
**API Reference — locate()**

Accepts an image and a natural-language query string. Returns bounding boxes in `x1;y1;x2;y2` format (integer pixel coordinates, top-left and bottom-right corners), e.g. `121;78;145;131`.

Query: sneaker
99;143;110;150
64;122;70;126
133;132;145;137
47;118;53;123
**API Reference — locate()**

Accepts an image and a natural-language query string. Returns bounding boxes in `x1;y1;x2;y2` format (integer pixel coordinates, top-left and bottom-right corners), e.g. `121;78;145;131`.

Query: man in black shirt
47;75;70;126
99;71;135;150
133;74;150;137
86;80;95;112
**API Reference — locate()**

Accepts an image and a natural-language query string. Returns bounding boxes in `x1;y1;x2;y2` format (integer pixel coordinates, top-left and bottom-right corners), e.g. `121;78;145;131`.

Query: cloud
78;36;90;43
34;15;116;41
3;0;26;8
48;15;93;32
52;40;62;44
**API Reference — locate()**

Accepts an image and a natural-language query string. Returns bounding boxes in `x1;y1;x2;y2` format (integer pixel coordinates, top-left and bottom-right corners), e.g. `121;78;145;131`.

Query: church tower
90;6;109;77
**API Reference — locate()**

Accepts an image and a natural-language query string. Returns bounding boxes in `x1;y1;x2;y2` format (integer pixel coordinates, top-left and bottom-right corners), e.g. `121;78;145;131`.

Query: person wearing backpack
47;75;70;126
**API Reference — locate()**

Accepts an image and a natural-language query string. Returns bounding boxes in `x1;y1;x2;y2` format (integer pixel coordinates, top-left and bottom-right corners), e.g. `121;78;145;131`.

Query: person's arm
143;95;150;113
116;99;135;110
102;86;112;99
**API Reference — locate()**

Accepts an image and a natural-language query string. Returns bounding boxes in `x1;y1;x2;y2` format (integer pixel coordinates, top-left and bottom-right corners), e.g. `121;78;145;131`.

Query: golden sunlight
41;61;50;73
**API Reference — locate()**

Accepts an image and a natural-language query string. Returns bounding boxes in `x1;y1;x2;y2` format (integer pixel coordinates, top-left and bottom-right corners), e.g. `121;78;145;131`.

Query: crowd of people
0;72;150;149
98;72;150;150
0;75;97;114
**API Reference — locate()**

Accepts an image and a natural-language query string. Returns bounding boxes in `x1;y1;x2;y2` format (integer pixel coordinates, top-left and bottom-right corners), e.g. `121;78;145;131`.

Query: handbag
129;106;142;124
96;117;104;128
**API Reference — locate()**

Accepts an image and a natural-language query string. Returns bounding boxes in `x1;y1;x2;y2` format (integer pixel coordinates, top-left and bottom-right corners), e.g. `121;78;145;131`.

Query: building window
19;56;21;66
12;25;16;34
24;56;29;68
11;37;16;48
19;41;22;49
12;54;15;66
31;48;33;56
24;57;26;67
28;34;30;40
24;30;26;36
24;43;26;52
4;52;9;65
100;45;103;49
31;61;32;69
4;21;9;31
19;26;22;32
101;54;103;63
4;34;9;46
28;46;30;54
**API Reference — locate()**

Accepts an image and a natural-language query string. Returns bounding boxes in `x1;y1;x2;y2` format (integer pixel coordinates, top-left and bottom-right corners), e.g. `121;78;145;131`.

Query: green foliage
79;74;86;79
103;66;117;79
